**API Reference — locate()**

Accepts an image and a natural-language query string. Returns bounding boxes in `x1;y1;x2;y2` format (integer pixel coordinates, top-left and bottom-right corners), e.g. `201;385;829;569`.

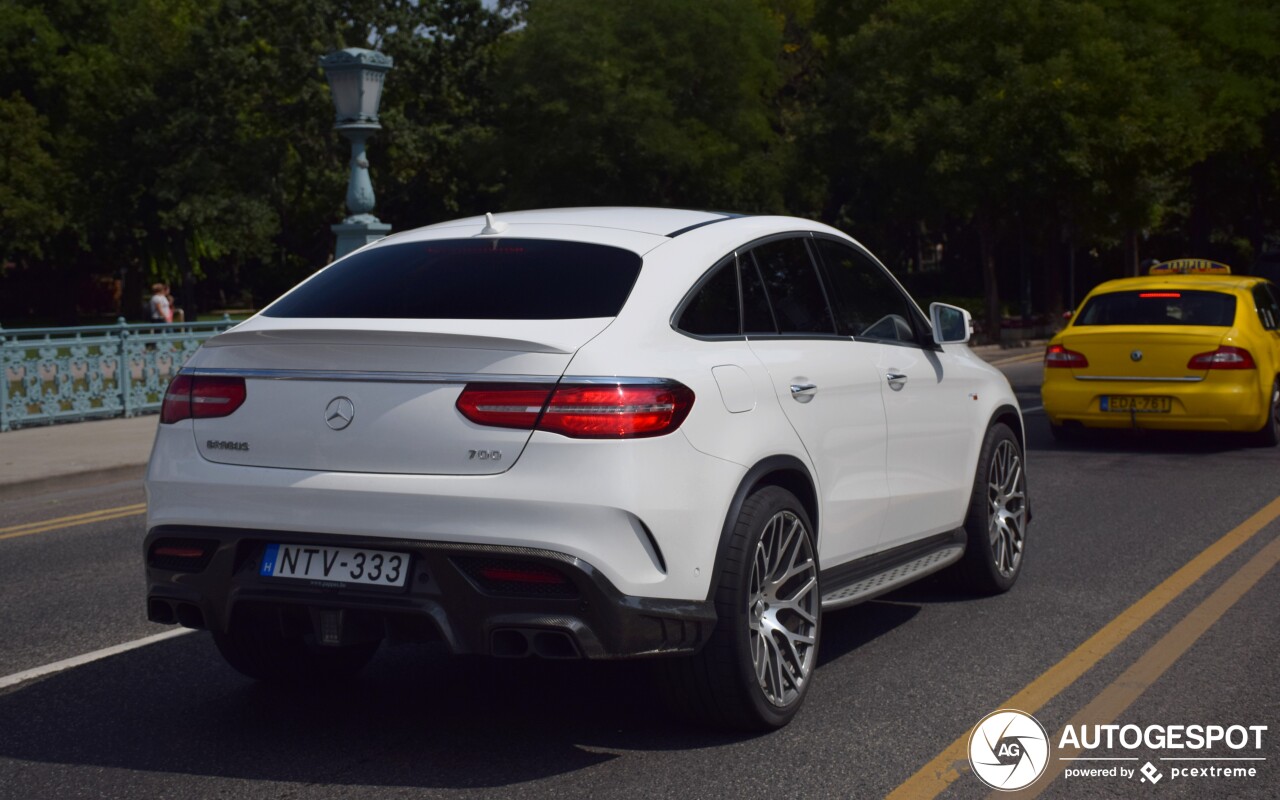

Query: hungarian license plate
1101;395;1172;413
260;543;410;587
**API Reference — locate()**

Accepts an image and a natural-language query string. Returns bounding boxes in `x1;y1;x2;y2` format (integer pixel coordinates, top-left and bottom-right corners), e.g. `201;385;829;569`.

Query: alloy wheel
748;510;819;707
988;439;1027;577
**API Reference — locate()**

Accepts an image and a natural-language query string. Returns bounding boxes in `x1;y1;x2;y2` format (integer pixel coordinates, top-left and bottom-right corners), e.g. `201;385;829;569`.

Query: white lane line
1021;405;1044;414
0;628;196;691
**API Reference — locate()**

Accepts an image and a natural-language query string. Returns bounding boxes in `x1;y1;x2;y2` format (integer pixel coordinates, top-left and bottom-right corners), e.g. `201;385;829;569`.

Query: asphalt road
1;355;1277;799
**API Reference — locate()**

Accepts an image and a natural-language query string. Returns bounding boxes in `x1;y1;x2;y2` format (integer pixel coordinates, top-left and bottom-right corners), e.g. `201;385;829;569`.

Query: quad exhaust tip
147;598;206;630
490;627;581;659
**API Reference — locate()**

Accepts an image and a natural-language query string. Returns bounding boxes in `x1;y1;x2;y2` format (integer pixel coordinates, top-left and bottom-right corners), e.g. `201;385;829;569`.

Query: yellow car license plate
1101;395;1172;413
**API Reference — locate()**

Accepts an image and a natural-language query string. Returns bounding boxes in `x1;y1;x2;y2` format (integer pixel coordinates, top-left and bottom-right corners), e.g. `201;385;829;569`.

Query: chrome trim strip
181;368;558;384
1074;375;1204;383
559;376;676;385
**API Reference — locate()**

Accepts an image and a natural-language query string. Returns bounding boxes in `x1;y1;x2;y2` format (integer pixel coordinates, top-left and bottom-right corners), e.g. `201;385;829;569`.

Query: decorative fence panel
0;317;238;432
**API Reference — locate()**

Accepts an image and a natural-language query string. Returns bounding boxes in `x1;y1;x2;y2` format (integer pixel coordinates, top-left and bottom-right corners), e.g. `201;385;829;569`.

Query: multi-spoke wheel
661;486;821;730
955;423;1028;594
748;509;819;708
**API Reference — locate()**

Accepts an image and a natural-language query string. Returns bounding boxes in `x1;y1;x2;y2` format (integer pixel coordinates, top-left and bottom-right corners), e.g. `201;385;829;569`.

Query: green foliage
0;0;1277;324
493;0;790;211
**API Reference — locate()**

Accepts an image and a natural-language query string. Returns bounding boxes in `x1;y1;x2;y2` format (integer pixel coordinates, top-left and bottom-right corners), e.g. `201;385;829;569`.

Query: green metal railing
0;316;238;432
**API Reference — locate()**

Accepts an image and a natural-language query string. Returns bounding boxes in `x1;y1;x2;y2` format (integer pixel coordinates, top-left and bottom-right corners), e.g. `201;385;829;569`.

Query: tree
492;0;790;212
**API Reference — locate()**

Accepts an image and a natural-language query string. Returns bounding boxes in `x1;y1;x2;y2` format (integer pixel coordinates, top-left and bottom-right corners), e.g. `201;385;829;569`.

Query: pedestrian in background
150;283;172;323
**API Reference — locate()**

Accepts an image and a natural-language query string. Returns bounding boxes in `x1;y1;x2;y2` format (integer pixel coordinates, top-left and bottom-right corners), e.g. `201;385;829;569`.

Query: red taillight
160;375;194;423
1045;344;1088;369
455;380;695;438
538;383;695;438
1139;292;1181;298
478;565;567;585
455;383;555;429
160;375;247;423
1187;346;1256;370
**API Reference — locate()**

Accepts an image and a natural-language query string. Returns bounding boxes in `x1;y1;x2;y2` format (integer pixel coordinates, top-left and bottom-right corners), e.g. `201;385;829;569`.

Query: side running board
819;529;966;610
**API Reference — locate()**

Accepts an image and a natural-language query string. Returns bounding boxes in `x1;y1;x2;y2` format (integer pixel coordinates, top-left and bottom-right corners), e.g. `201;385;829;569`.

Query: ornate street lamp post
320;48;394;261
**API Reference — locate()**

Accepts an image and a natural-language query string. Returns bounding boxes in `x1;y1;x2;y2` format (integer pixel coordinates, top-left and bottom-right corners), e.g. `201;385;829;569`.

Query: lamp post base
331;218;392;261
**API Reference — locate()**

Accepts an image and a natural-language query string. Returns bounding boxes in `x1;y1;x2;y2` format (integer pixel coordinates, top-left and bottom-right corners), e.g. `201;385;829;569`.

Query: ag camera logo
968;709;1051;791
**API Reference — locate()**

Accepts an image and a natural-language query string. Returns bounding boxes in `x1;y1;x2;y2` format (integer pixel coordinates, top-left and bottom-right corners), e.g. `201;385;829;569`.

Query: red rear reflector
1187;346;1255;370
154;546;205;559
1139;292;1181;298
538;382;695;438
161;375;247;423
479;566;567;585
455;384;555;429
1044;344;1088;369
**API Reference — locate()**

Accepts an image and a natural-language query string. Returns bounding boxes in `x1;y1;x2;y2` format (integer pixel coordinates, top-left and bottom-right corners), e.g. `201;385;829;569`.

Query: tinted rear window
1075;290;1236;327
265;239;643;320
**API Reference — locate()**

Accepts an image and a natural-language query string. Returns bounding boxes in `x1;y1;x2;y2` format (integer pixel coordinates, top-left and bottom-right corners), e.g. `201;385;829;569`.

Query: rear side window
677;259;740;335
265;239;643;319
1075;290;1237;327
745;238;836;335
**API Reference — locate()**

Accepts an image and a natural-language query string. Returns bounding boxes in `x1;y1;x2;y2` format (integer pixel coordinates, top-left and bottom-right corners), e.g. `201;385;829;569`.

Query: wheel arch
705;455;819;602
988;403;1025;452
985;403;1029;522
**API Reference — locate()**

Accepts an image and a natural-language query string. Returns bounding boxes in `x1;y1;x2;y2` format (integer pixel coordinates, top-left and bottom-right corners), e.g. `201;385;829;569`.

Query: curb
0;464;148;503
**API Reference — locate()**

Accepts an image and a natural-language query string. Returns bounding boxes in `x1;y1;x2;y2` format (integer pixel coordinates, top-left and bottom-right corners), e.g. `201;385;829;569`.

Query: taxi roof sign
1148;258;1231;275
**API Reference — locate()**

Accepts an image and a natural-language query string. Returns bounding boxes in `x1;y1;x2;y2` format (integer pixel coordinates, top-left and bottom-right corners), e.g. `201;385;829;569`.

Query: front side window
1075;290;1237;327
265;239;643;320
745;238;836;335
813;238;918;344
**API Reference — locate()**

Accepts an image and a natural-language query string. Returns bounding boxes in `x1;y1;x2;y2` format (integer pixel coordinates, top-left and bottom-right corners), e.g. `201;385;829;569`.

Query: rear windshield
265;239;643;319
1075;290;1236;327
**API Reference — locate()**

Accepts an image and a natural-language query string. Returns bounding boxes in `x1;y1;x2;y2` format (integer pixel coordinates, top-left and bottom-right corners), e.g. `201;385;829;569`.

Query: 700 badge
261;543;409;587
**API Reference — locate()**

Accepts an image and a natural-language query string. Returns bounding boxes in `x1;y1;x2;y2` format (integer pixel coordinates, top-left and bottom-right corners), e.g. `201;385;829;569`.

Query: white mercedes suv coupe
144;207;1028;729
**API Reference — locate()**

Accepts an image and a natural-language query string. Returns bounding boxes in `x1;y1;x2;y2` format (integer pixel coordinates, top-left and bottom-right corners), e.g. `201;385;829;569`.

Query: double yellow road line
888;495;1280;799
0;503;146;541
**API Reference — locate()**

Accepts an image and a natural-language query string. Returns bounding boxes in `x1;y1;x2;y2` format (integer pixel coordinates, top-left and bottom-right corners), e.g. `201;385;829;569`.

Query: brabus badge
325;396;355;431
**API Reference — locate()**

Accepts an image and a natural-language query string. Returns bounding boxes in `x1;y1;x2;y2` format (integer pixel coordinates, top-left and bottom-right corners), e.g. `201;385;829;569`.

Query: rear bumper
146;421;746;600
145;526;716;659
1042;375;1268;431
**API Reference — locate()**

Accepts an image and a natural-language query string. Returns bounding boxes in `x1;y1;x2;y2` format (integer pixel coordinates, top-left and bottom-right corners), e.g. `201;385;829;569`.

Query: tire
1250;378;1280;447
954;423;1028;594
212;614;379;684
662;486;821;731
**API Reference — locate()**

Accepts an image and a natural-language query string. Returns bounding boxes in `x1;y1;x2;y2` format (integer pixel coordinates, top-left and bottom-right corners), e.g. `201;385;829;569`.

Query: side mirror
930;302;972;345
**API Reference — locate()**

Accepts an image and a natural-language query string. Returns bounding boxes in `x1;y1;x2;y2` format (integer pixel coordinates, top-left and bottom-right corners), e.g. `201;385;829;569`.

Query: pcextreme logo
968;709;1051;791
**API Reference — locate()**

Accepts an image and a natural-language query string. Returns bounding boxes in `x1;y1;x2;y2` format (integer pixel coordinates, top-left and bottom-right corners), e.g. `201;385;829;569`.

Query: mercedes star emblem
324;396;355;430
1130;350;1144;362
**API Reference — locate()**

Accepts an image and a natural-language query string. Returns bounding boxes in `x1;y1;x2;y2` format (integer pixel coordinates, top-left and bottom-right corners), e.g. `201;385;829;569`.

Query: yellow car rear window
1076;290;1235;327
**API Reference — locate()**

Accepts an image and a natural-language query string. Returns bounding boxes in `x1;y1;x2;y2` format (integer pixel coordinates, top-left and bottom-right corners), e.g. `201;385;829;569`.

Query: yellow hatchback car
1042;259;1280;445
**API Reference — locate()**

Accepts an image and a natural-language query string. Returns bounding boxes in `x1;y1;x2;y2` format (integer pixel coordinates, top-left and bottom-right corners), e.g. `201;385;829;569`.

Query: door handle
886;372;908;389
789;383;818;402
